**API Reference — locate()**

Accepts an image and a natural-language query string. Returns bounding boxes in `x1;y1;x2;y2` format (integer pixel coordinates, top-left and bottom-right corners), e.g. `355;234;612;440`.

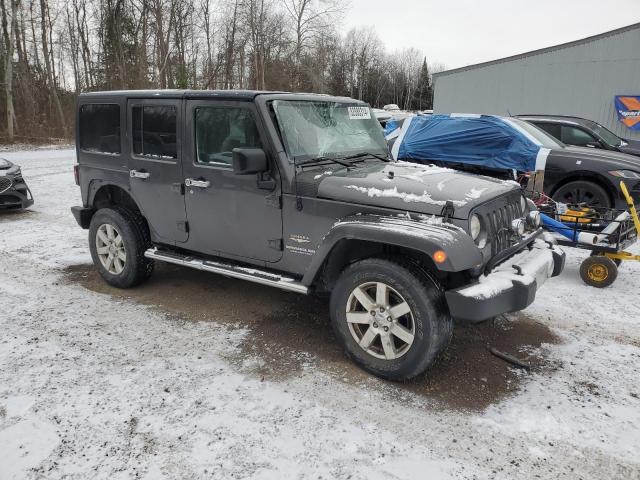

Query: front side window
561;126;596;147
272;100;388;161
195;107;262;165
79;104;121;154
132;105;177;159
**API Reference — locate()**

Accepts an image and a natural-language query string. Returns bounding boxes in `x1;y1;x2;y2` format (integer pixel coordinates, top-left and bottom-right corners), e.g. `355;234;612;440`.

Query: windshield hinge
441;201;455;221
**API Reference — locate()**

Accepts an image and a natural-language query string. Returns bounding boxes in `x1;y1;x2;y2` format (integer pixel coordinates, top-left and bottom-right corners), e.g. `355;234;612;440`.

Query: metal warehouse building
433;23;640;141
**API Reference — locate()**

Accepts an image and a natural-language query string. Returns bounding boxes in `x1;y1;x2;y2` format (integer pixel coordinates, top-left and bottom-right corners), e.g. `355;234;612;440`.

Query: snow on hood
317;161;518;218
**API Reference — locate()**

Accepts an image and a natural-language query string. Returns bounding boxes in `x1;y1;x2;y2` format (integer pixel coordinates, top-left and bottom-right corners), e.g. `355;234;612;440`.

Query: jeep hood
315;161;519;218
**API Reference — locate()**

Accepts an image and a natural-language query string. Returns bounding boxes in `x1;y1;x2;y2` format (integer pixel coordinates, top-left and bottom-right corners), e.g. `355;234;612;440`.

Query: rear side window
536;122;561;141
132;105;178;159
79;104;121;154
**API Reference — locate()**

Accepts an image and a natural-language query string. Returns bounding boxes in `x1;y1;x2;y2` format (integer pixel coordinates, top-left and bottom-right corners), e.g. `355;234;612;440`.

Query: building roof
433;22;640;78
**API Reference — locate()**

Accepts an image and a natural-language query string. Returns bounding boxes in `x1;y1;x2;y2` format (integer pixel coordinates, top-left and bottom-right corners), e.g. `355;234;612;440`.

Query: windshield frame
270;99;389;163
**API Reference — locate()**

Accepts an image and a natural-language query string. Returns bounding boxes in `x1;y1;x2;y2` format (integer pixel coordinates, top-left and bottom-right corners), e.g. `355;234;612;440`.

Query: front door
127;99;188;243
181;100;283;262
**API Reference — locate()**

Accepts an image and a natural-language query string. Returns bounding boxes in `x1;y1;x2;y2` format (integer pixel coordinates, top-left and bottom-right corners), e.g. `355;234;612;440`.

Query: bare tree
1;0;19;141
281;0;343;90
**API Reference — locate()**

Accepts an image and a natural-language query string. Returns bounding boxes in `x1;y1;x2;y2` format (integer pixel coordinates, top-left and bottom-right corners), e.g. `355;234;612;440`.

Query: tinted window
561;126;596;147
535;123;562;141
132;105;177;159
195;107;262;165
79;104;121;154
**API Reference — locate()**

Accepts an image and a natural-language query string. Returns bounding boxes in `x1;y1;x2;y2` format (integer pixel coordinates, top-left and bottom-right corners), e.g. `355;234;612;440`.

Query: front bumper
445;238;565;323
0;177;34;210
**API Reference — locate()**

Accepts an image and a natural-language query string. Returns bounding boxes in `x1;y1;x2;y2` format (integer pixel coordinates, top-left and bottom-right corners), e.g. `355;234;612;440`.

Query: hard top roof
78;89;365;104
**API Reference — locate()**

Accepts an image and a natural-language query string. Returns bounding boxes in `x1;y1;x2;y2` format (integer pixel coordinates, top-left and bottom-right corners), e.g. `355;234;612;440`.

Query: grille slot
480;196;524;256
0;177;12;194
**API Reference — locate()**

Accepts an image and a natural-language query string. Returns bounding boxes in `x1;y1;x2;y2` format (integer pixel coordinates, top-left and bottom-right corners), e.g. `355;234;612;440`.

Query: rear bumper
0;179;34;210
445;239;565;323
71;206;94;229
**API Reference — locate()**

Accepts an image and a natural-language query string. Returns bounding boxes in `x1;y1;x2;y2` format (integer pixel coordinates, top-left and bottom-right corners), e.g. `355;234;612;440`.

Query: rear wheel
330;258;452;381
89;207;154;288
580;255;618;288
552;180;611;208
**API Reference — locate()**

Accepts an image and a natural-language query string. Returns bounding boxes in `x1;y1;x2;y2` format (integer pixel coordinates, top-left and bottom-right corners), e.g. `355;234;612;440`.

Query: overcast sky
345;0;640;70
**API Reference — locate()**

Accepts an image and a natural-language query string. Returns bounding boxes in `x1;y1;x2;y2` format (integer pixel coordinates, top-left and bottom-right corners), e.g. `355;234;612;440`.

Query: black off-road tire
580;255;618;288
88;207;154;288
330;257;453;381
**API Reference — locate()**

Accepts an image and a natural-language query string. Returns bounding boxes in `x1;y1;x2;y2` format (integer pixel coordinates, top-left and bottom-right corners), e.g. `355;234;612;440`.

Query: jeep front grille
0;177;12;194
478;194;524;256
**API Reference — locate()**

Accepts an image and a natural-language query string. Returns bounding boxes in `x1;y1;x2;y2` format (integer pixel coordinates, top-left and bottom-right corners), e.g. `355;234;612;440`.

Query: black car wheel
330;257;452;381
552;180;611;208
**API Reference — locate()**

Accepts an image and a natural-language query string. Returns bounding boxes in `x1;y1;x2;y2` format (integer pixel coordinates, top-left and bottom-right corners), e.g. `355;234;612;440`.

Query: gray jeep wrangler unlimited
72;90;565;380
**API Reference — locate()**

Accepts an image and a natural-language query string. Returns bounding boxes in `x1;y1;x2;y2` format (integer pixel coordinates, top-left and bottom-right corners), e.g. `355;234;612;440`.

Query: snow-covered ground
1;148;639;479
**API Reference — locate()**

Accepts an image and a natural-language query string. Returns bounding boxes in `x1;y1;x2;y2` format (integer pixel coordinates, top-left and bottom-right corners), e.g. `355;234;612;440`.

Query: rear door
127;98;188;243
181;99;283;262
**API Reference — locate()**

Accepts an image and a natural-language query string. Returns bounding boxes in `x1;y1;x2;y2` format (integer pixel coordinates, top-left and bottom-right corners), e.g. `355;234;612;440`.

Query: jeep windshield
272;100;388;163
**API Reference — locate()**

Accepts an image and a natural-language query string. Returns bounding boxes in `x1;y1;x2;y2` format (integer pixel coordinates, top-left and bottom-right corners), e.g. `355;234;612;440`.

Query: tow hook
512;264;524;276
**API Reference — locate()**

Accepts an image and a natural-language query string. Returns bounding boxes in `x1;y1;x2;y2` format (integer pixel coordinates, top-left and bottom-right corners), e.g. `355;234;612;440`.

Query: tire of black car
88;207;154;289
330;257;453;381
552;180;611;208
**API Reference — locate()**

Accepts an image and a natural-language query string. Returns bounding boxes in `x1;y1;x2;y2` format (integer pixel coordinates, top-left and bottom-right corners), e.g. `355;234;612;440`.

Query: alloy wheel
345;281;415;360
95;223;126;275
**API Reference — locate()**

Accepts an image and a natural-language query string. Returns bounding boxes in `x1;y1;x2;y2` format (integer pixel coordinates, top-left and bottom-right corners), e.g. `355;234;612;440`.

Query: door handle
185;178;211;188
130;169;150;180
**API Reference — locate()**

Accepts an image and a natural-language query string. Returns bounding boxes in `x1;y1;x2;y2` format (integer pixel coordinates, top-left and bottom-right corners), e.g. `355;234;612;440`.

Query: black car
517;115;640;157
0;157;34;210
70;90;564;381
512;119;640;209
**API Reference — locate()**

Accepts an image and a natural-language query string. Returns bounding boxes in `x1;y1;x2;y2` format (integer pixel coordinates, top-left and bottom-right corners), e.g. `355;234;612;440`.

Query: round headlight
511;218;525;236
527;210;541;228
470;214;481;241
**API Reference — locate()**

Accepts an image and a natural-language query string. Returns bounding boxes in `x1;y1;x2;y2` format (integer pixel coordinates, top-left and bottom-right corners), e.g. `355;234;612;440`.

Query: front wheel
330;258;452;381
89;207;154;288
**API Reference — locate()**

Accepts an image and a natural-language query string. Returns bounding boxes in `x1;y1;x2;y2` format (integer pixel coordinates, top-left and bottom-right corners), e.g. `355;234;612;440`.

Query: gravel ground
1;148;639;479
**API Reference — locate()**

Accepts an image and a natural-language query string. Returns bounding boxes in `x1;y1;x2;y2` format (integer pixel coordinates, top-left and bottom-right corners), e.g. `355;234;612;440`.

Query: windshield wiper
341;151;391;162
296;156;352;167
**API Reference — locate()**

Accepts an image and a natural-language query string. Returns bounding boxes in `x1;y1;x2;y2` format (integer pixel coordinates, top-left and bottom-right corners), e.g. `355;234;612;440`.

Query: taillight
73;164;79;185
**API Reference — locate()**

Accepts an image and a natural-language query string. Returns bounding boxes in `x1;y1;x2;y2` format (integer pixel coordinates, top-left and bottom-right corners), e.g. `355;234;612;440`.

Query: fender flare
301;214;483;285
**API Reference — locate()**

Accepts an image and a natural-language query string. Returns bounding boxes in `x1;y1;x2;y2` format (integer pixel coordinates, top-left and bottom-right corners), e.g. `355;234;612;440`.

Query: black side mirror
232;148;268;175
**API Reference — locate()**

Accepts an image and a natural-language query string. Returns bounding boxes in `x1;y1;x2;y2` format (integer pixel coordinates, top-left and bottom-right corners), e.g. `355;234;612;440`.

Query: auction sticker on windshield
348;106;371;120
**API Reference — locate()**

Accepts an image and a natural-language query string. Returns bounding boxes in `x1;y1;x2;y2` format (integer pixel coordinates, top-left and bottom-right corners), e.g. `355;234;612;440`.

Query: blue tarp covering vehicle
384;114;551;173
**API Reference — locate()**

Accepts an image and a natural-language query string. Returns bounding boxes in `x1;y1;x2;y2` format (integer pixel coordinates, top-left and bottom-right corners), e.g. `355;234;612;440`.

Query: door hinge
177;221;189;233
268;238;284;251
266;192;282;209
172;183;185;195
